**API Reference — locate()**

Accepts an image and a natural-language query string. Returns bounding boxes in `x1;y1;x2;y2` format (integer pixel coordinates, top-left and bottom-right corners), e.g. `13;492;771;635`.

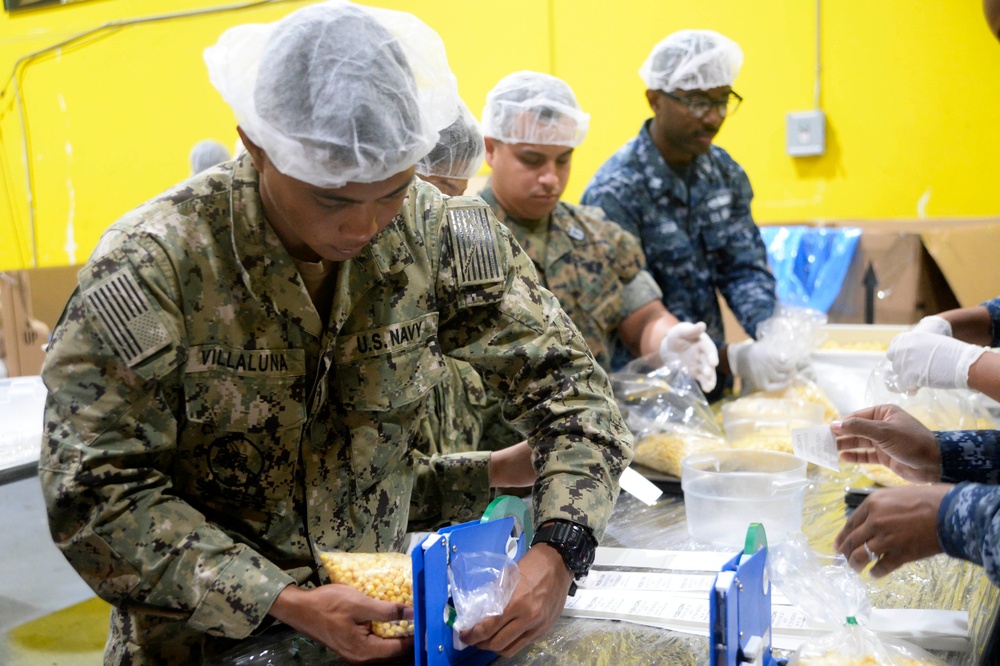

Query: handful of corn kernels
320;551;414;638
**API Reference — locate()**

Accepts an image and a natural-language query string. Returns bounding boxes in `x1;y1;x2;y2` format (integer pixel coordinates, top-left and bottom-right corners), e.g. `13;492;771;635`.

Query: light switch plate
786;110;826;156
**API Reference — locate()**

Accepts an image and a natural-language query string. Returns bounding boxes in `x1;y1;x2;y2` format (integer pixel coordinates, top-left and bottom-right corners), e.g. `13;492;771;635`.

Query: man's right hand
831;404;942;484
268;584;412;664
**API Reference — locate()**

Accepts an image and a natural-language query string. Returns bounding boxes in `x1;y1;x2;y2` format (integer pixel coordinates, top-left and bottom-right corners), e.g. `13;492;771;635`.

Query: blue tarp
760;226;862;313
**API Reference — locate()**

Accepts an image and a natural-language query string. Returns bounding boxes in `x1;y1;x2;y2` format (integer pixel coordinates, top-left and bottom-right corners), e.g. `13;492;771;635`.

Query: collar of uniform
228;154;325;337
479;182;553;270
544;203;591;267
637;118;714;203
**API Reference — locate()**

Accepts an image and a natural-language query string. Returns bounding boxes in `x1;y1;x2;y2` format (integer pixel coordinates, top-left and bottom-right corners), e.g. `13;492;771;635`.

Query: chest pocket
184;347;307;431
335;313;448;492
179;346;307;512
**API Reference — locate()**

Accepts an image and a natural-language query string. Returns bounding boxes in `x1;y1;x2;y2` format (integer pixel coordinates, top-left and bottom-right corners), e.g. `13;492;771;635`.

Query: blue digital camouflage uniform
39;154;632;664
983;296;1000;345
580;119;777;352
936;429;1000;586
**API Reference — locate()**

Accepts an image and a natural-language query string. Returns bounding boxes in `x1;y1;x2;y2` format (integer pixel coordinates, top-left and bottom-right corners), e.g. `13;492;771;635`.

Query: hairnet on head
416;100;484;179
639;30;743;93
204;1;459;189
189;139;231;175
481;71;588;147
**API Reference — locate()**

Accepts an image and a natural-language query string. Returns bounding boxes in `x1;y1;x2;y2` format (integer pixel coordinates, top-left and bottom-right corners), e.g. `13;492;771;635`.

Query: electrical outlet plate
786;110;826;157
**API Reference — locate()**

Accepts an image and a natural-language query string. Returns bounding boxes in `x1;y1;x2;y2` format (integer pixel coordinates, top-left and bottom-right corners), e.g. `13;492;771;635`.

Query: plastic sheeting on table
209;465;999;666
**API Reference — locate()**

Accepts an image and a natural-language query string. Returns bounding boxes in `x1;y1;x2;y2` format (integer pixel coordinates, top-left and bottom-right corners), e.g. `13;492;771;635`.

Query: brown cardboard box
823;218;1000;324
1;272;50;377
721;218;1000;343
825;227;960;325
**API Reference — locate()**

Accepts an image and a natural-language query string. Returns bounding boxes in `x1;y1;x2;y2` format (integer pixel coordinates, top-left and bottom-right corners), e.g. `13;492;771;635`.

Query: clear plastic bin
681;450;808;548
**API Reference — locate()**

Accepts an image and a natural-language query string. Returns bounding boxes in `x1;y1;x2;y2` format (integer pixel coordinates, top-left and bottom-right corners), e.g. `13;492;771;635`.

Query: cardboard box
825;226;960;325
1;272;50;377
721;217;1000;343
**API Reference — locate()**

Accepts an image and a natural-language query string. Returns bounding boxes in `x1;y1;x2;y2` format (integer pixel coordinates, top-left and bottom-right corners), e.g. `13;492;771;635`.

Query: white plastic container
0;375;47;469
810;324;907;414
681;450;808;548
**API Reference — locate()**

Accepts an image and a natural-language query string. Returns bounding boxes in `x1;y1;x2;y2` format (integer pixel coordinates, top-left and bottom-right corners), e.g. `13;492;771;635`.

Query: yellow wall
2;0;999;271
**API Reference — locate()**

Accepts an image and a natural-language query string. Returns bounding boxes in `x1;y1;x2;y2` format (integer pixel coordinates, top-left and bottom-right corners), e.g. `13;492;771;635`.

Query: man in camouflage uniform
479;71;720;391
581;31;786;399
38;4;631;664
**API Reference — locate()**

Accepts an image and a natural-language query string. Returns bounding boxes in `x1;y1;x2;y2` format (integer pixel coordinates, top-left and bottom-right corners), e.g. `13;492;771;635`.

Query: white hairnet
481;71;588;147
189;139;231;175
416;100;484;179
639;30;743;92
204;1;460;188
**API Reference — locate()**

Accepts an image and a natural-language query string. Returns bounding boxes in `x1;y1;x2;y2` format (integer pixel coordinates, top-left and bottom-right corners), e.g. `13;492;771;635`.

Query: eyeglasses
661;90;742;119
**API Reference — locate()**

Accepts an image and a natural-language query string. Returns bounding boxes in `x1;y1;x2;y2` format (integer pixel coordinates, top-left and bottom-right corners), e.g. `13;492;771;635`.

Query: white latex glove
659;321;719;393
884;331;986;392
727;339;796;394
912;315;953;337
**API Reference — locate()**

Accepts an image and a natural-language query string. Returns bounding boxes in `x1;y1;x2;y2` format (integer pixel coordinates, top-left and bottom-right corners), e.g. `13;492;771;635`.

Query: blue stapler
411;495;532;666
709;523;785;666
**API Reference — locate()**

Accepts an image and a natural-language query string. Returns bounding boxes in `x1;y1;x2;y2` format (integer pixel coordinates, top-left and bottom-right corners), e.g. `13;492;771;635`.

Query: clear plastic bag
320;551;414;638
866;359;978;431
610;354;726;478
768;534;947;666
447;550;521;631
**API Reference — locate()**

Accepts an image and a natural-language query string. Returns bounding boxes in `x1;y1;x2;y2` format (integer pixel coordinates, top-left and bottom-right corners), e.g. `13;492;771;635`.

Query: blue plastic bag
760;226;861;313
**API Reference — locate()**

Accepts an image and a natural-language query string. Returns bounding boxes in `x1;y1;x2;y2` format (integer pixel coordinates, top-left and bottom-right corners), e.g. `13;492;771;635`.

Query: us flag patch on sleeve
446;203;503;286
84;269;171;366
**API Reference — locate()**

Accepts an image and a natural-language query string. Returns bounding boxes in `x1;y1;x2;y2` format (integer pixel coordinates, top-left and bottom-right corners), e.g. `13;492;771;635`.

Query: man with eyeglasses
582;30;784;399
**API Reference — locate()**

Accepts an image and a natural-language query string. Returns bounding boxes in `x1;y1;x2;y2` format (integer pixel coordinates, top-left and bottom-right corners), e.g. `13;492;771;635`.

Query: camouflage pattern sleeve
937;429;1000;484
937;482;1000;586
982;296;1000;347
407;449;493;532
39;237;294;640
428;195;633;539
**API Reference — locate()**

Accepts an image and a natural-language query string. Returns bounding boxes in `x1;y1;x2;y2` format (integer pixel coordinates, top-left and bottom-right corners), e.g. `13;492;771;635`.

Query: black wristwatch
531;520;597;586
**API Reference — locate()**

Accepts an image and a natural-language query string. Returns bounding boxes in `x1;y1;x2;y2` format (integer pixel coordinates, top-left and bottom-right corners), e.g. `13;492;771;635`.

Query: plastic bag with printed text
768;533;947;666
610;352;727;479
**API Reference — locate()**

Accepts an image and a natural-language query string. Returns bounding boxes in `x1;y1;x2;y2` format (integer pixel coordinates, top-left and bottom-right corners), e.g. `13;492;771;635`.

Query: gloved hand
726;339;796;394
884;331;986;392
912;315;953;337
659;321;719;393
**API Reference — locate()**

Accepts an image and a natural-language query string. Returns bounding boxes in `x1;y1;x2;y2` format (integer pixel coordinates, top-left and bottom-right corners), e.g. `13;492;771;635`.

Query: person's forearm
940;305;993;345
967;350;1000;403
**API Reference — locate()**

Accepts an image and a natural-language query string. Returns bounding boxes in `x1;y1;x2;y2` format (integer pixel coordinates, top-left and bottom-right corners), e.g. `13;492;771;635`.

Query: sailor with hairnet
38;3;631;663
415;99;484;196
582;30;782;399
478;70;719;395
